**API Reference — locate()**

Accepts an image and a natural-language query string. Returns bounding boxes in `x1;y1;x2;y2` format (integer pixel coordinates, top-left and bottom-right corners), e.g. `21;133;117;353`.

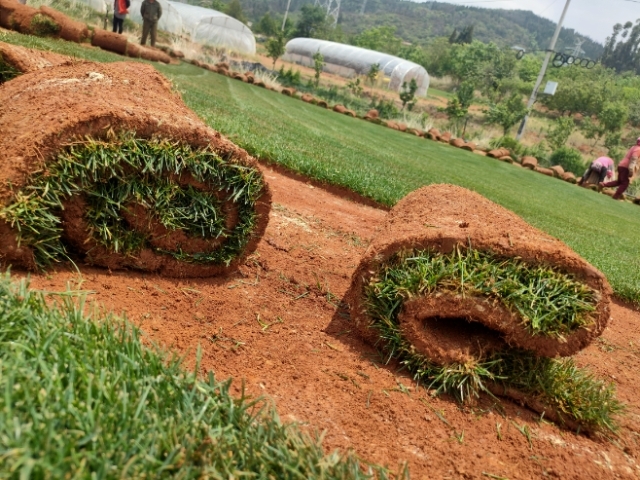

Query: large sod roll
0;61;271;277
346;184;620;431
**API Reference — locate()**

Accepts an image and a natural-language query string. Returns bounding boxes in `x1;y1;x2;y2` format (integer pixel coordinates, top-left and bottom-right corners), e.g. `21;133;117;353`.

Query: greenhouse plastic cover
284;38;429;96
76;0;256;54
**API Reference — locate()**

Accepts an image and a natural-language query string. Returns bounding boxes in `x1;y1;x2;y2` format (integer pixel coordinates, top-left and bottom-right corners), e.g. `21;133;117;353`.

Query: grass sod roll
0;61;271;276
0;276;401;478
346;184;620;432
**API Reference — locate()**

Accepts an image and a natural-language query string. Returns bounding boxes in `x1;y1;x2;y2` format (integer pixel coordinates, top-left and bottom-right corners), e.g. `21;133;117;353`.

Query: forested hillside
230;0;603;58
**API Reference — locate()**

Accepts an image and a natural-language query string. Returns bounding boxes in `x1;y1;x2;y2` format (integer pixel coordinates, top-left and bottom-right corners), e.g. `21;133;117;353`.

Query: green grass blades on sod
0;136;264;268
367;249;597;337
0;31;638;304
0;275;404;479
363;249;622;432
0;55;21;84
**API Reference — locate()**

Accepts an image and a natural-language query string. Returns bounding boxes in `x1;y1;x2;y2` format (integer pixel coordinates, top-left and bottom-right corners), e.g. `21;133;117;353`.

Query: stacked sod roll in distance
0;61;271;277
346;184;611;359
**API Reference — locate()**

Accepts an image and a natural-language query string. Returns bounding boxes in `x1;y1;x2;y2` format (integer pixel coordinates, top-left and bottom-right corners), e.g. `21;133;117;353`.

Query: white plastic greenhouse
283;38;429;97
75;0;256;54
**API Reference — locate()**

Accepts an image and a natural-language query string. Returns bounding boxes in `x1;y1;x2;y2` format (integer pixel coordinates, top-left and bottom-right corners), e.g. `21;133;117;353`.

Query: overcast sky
425;0;640;45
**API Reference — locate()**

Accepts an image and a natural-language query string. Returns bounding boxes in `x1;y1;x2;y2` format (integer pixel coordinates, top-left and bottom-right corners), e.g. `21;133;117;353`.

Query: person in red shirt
600;138;640;200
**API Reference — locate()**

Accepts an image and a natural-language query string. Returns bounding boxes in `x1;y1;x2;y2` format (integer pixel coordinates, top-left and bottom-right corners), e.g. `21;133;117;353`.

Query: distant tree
580;102;628;150
225;0;246;24
353;26;402;55
266;33;285;69
312;50;325;88
601;20;640;74
517;54;541;83
455;25;474;45
295;5;330;39
366;63;380;86
448;28;458;44
255;13;278;37
443;80;474;135
399;78;418;111
202;0;225;11
485;92;528;135
546;117;575;150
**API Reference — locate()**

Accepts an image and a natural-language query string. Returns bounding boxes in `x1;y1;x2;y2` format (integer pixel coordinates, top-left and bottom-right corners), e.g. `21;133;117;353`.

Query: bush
549;146;586;176
371;98;399;119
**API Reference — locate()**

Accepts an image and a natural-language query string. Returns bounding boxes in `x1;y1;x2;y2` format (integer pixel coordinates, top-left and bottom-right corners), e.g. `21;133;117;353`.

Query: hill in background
237;0;603;59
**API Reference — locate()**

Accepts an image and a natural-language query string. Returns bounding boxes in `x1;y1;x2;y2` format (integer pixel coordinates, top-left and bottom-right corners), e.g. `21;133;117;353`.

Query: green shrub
549;146;586;176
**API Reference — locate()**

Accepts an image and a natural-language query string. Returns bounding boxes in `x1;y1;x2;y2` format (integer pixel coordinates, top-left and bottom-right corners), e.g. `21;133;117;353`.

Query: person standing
579;156;614;186
112;0;129;34
140;0;162;47
600;138;640;200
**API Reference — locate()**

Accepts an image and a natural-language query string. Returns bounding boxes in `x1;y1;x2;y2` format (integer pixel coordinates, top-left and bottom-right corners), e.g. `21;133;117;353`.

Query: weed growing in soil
0;135;264;268
363;248;621;431
0;275;402;478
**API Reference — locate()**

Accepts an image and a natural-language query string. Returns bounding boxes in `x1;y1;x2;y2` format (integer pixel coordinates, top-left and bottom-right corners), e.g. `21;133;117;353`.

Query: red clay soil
18;167;640;479
346;185;611;360
0;40;72;75
0;61;270;276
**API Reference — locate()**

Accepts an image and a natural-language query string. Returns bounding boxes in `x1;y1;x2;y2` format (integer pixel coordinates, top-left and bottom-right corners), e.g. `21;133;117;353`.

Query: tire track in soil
20;166;640;479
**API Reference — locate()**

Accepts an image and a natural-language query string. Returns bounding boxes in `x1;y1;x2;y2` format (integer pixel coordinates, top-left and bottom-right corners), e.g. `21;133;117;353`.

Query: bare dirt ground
20;165;640;479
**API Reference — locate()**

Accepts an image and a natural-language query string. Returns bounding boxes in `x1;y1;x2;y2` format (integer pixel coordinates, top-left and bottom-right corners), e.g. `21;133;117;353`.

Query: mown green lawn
158;63;640;304
2;31;639;303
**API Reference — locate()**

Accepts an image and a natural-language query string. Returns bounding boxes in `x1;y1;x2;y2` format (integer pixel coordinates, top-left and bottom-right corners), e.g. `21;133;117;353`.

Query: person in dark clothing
141;0;162;47
112;0;129;34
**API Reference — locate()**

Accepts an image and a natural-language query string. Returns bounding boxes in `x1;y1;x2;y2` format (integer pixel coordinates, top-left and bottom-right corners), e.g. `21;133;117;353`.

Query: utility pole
282;0;292;31
515;0;572;141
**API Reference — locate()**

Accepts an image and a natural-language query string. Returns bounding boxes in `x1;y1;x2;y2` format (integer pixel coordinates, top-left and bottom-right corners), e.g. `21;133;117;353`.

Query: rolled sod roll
91;29;127;55
0;41;71;82
345;184;616;429
521;156;538;169
549;165;565;178
39;5;90;42
346;184;611;360
449;138;465;148
0;61;271;277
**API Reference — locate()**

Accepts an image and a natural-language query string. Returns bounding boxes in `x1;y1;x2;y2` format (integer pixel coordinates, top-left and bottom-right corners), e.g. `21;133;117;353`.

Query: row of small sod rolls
346;184;622;432
0;61;271;277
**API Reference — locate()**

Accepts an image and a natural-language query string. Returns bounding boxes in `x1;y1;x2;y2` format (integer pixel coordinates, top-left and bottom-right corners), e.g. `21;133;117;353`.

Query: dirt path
22;166;640;479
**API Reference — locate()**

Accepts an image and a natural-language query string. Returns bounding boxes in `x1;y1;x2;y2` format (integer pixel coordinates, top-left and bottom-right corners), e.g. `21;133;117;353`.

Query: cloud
429;0;638;44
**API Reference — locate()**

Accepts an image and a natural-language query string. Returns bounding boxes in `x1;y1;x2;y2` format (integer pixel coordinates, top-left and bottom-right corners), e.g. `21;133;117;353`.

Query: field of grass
158;64;640;304
2;32;639;305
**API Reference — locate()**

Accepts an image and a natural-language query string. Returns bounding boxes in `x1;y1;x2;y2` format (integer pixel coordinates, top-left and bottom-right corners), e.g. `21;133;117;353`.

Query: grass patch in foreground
0;276;402;478
0;135;264;268
363;249;622;432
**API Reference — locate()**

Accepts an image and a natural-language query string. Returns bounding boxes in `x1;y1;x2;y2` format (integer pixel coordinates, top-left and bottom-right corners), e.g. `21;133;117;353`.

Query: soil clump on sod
0;61;271;277
20;168;640;479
